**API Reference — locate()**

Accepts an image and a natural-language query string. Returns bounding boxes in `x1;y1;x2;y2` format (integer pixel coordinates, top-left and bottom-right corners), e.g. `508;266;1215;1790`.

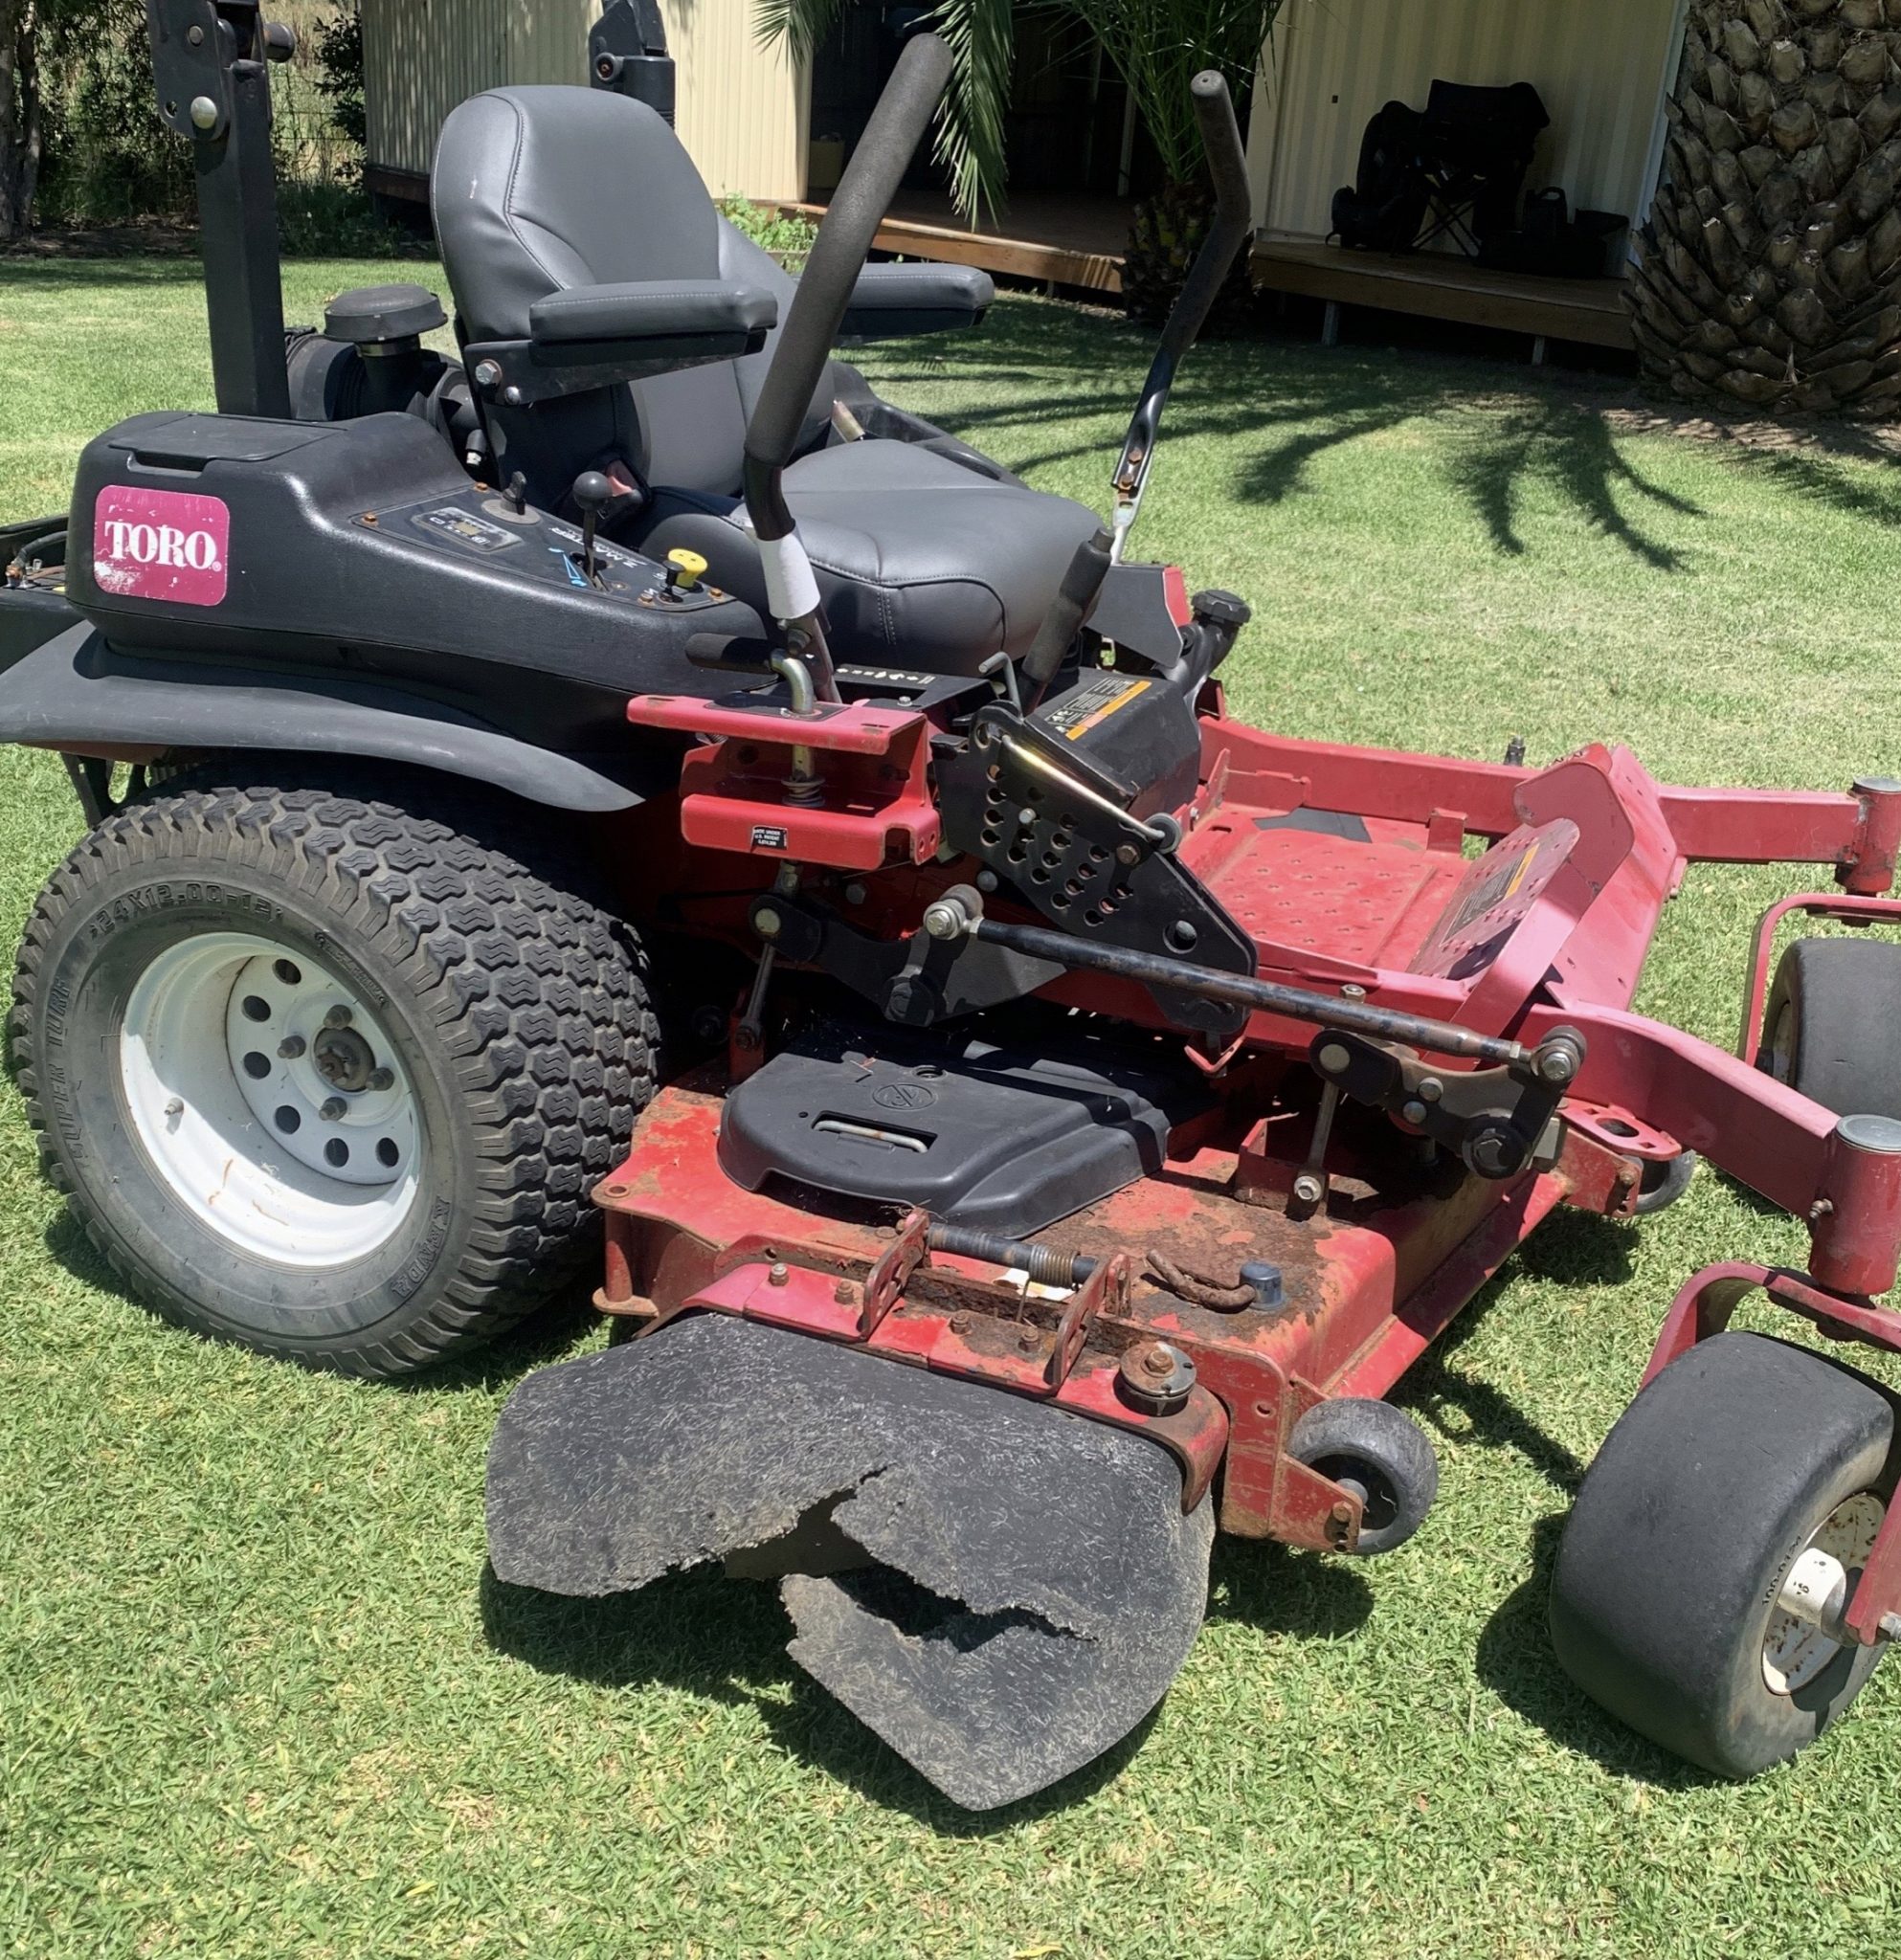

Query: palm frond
751;0;847;67
922;0;1016;225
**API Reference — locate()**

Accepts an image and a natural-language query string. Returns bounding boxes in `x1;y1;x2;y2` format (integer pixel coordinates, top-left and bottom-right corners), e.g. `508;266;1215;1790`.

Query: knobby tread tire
11;766;656;1375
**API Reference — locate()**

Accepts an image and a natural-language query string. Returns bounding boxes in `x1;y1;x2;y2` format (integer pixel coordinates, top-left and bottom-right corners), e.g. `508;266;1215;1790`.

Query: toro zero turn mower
9;0;1901;1810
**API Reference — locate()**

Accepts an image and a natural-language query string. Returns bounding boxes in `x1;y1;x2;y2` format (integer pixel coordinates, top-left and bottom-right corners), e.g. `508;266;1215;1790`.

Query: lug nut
368;1067;394;1092
323;1005;353;1031
320;1097;347;1121
278;1035;305;1059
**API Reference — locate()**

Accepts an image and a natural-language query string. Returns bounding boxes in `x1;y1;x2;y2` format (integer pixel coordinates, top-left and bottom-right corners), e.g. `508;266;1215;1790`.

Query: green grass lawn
7;256;1901;1958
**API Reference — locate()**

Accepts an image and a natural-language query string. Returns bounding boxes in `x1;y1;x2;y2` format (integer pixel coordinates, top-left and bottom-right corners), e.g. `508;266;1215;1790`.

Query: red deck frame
596;700;1901;1589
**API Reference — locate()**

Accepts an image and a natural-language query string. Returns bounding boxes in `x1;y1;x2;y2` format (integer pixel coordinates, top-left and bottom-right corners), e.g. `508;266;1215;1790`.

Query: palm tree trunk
1631;0;1901;417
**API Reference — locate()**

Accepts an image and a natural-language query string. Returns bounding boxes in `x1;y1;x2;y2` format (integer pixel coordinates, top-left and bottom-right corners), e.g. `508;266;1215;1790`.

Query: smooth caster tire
1551;1331;1893;1777
11;769;656;1376
1761;936;1901;1120
1288;1395;1439;1554
1630;1149;1697;1215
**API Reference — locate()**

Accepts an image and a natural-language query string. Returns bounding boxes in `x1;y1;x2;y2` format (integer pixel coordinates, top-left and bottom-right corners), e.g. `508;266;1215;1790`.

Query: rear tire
11;773;655;1375
1550;1331;1893;1776
1761;936;1901;1119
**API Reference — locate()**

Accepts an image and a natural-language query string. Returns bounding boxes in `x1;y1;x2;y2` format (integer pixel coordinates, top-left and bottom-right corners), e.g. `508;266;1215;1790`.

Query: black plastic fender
0;624;644;813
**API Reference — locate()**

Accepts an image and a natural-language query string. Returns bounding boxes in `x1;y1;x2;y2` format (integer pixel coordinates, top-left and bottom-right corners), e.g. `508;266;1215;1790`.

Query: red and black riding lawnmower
8;1;1901;1809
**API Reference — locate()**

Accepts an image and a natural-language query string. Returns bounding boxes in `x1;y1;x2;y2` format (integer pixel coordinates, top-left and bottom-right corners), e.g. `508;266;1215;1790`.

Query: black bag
1330;100;1429;252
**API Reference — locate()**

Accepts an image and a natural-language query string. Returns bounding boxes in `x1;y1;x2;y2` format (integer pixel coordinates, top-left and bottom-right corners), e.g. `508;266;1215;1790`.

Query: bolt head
323;1004;353;1031
922;900;966;941
1115;842;1141;867
1331;1500;1355;1525
975;868;999;893
843;882;867;906
473;360;503;390
1340;983;1367;1001
1418;1076;1443;1102
189;95;220;132
1402;1099;1429;1125
767;1261;790;1287
278;1035;306;1059
1316;1042;1351;1075
187;23;205;44
754;906;782;940
1018;807;1038;828
502;386;525;407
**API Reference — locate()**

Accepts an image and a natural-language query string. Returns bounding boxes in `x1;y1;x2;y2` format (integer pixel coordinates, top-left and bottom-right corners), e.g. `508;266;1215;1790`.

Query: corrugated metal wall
363;0;510;179
661;0;809;202
1246;0;1683;243
362;0;808;201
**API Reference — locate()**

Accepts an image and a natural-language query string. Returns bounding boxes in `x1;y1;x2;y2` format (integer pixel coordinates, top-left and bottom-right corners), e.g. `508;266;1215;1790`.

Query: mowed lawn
5;256;1901;1959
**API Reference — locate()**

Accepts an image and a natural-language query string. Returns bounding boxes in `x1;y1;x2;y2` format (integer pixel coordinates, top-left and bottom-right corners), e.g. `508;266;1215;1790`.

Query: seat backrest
433;85;832;498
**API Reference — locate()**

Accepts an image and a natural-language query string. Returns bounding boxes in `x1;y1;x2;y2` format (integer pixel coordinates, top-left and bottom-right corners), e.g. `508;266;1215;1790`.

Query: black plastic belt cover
716;1018;1211;1236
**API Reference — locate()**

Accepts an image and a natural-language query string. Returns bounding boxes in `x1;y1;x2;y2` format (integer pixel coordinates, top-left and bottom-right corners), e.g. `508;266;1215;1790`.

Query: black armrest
528;279;776;348
837;262;994;340
466;280;778;406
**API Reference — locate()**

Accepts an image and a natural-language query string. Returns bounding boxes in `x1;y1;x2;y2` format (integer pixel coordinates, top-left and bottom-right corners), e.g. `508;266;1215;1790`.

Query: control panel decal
93;486;230;607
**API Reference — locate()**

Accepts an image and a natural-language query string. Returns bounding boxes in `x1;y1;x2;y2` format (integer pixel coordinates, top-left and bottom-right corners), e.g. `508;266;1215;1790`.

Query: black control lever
570;471;612;588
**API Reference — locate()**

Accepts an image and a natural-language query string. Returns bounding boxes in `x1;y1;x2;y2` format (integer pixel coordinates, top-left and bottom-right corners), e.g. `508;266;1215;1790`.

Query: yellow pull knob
667;547;707;591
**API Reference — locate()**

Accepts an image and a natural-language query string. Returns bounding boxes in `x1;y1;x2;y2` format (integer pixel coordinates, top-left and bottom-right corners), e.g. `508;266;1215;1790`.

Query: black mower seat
433;84;1099;674
639;438;1100;668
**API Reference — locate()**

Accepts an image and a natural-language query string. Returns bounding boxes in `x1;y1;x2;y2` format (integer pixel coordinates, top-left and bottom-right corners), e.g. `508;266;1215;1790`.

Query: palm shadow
868;299;1901;572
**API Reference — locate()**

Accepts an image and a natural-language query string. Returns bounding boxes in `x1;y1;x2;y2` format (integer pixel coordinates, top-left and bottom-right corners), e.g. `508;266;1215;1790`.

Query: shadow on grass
872;301;1901;572
873;309;1712;568
1474;1511;1717;1790
39;1200;603;1389
480;1559;1169;1829
480;1526;1374;1828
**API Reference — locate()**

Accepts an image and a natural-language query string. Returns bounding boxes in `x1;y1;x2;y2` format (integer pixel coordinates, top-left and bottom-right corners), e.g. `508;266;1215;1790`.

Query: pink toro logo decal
93;487;231;607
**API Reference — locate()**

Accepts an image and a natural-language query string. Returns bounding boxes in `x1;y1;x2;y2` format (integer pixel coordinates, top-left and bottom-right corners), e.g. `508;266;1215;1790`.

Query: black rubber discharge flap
716;1015;1212;1237
487;1315;1215;1809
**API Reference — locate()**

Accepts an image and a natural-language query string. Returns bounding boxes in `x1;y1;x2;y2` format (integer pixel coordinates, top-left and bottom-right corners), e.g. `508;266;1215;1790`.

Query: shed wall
362;0;807;201
1246;0;1683;244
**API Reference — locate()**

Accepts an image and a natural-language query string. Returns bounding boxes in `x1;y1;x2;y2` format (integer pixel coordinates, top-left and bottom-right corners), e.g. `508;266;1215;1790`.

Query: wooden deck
788;192;1129;295
1251;238;1634;352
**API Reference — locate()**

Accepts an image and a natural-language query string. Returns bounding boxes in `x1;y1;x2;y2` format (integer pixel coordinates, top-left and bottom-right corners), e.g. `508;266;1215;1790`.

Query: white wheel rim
1762;1490;1884;1695
120;932;421;1268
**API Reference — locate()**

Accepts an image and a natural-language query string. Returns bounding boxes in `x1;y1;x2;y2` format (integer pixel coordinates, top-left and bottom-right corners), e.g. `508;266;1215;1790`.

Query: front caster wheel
1550;1331;1893;1776
1287;1396;1439;1554
11;775;655;1375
